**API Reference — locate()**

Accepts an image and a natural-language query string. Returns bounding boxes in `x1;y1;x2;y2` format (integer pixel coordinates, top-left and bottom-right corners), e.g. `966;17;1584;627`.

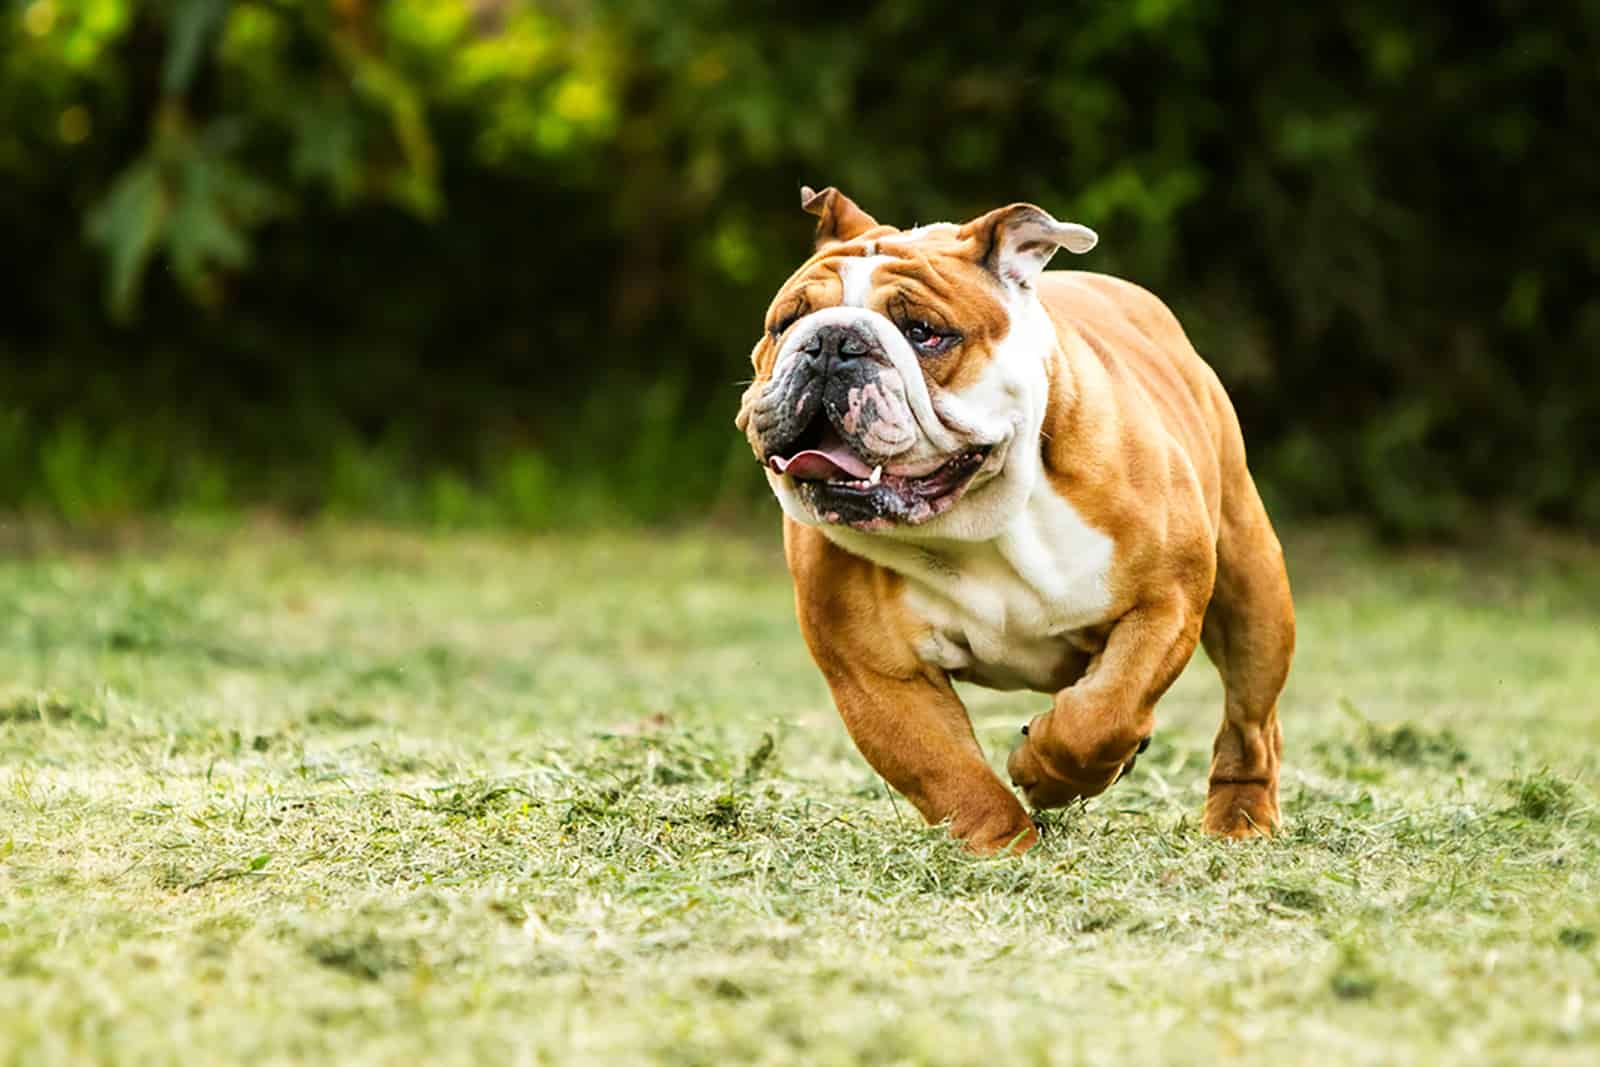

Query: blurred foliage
1;0;1597;535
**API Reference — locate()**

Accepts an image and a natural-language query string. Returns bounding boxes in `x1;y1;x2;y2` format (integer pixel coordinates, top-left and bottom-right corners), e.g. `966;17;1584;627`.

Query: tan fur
1003;273;1293;838
785;524;1040;853
752;193;1294;853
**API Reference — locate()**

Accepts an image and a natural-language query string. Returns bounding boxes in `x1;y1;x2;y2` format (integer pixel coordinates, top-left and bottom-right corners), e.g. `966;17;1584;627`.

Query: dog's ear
800;185;880;249
961;203;1097;288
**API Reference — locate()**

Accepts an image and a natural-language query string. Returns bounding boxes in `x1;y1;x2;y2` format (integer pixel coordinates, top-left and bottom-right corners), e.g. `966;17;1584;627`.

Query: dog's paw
1007;718;1145;809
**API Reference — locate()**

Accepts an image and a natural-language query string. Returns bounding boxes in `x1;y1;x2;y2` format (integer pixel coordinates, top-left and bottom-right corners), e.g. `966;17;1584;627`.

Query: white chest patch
836;489;1117;692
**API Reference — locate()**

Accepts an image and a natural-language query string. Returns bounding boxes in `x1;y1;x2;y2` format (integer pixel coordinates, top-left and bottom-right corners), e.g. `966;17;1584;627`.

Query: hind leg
1200;485;1295;837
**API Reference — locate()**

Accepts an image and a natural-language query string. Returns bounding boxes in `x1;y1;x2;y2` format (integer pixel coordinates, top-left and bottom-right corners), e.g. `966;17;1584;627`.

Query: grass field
1;520;1597;1066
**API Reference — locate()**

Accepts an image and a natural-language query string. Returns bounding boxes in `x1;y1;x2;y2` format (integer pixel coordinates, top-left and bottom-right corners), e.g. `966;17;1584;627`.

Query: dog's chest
864;493;1117;692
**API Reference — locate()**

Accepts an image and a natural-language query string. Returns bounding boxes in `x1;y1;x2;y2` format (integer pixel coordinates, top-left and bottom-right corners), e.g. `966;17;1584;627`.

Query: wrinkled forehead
774;224;1002;313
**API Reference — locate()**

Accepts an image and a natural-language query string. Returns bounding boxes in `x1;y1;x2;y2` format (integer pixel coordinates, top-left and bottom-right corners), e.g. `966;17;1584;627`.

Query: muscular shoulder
1040;272;1232;416
1034;273;1226;578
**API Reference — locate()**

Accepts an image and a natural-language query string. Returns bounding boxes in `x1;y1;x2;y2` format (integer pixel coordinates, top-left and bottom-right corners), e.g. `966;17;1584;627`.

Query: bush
2;1;1597;533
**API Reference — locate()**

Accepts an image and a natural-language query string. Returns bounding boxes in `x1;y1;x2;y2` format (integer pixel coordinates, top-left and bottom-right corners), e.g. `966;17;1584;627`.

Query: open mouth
765;417;992;529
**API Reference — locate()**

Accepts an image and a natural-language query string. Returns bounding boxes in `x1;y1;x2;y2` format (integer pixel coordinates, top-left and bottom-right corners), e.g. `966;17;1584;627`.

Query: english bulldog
736;187;1295;853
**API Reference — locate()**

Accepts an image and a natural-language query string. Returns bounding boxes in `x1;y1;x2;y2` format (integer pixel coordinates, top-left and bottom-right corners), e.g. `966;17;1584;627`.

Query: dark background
3;0;1597;537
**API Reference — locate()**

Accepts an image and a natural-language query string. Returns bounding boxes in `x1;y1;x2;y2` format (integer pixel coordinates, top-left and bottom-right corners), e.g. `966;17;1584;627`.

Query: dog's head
736;187;1096;540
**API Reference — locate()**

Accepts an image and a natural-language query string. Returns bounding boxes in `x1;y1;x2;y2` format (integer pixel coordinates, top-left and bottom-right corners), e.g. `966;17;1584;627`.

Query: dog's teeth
869;465;882;486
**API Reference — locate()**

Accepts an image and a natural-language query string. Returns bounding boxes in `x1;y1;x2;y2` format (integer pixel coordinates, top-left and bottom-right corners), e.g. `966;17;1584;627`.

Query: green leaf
163;0;231;95
86;118;283;317
84;159;167;320
167;144;278;295
290;99;363;200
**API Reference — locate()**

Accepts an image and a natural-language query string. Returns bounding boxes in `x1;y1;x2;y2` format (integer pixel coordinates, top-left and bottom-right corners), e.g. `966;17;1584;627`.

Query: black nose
802;323;877;363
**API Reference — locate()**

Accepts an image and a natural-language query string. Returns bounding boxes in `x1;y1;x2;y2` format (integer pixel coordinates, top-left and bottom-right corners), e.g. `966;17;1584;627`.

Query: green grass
1;520;1597;1066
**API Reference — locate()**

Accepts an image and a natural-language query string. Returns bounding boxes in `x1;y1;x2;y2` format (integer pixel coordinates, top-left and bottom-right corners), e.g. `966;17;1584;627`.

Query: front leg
787;523;1037;854
1007;594;1202;809
821;661;1039;854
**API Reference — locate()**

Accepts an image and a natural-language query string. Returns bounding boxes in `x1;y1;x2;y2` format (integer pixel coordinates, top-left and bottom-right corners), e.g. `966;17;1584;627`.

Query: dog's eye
903;321;958;354
769;312;801;339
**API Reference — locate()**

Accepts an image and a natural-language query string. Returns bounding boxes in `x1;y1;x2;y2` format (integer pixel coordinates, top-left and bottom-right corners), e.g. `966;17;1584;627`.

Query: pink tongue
768;428;874;481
